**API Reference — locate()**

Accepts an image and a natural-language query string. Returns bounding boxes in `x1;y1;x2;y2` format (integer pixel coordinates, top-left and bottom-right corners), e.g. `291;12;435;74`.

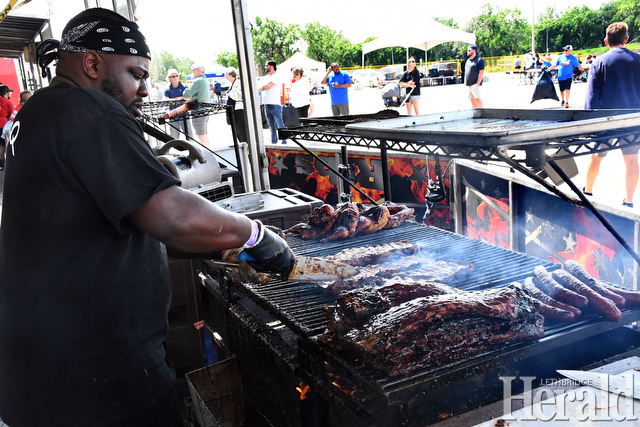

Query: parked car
309;71;327;95
378;65;405;80
351;69;383;87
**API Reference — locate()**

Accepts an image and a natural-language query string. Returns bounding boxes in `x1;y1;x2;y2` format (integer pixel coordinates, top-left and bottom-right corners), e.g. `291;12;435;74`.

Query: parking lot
201;72;631;209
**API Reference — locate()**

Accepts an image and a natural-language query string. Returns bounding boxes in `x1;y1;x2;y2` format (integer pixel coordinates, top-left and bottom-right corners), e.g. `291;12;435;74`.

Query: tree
216;50;238;68
465;3;531;57
251;16;300;66
150;50;193;84
301;22;359;67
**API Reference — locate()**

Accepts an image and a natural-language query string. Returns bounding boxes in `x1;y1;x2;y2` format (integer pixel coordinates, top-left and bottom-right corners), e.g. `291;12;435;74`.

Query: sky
15;0;609;64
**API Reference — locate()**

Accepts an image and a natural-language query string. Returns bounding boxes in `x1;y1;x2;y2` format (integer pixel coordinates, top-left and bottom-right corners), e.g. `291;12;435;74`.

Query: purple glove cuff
243;220;263;248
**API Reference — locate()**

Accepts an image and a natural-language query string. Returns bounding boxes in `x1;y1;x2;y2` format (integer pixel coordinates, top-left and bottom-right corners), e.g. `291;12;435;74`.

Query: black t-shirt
0;83;180;425
400;68;421;96
465;55;485;86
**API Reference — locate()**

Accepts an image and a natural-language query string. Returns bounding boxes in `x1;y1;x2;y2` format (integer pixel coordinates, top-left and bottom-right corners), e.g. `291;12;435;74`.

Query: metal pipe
380;139;392;201
289;137;378;204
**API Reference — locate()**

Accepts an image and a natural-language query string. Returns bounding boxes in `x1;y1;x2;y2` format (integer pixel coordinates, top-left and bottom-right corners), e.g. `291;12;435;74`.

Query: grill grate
229;222;557;336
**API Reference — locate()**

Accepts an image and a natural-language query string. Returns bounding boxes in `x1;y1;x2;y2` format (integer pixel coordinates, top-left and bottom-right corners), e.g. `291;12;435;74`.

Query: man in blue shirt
584;22;640;208
322;62;352;116
549;44;583;108
163;68;186;138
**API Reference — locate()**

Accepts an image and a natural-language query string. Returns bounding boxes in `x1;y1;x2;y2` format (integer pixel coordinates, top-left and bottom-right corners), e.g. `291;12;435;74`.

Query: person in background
152;83;163;101
0;8;294;426
584;22;640;208
163;68;186;139
549;44;583;108
290;67;313;118
399;55;421;115
514;55;522;72
523;50;535;80
225;66;247;142
183;63;211;147
0;85;13;170
214;80;222;103
464;45;484;108
322;62;352;116
259;60;286;144
2;90;31;143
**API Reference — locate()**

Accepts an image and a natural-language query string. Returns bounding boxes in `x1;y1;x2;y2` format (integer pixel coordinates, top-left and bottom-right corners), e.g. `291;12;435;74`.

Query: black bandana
37;19;151;78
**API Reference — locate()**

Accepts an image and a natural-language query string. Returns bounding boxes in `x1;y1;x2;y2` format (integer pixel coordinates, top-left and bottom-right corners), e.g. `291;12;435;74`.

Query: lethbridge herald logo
499;375;639;422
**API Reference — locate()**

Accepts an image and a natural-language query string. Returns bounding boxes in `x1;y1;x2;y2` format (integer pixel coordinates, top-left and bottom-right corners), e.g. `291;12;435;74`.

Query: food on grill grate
327;281;459;334
532;266;588;307
326;240;419;266
598;281;640;307
551;268;622;322
522;277;579;321
285;202;414;241
564;260;626;305
321;284;543;378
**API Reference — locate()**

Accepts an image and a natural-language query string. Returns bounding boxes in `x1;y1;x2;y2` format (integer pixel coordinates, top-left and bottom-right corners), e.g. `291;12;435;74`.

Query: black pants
107;387;182;427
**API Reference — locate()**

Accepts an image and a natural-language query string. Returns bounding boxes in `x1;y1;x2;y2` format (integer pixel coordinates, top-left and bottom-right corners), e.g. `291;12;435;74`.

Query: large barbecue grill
192;109;640;425
199;222;640;426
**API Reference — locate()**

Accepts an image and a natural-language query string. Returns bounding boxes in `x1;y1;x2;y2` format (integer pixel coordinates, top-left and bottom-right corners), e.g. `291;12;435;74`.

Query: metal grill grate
230;222;557;336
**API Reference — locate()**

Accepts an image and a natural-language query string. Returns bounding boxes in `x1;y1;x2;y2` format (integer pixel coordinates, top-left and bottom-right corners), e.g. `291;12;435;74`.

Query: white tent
275;52;326;77
362;18;475;64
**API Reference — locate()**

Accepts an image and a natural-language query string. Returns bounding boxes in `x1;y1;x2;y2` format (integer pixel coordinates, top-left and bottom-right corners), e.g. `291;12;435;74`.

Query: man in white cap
163;68;186;138
183;63;211;147
549;44;583;108
0;85;13;169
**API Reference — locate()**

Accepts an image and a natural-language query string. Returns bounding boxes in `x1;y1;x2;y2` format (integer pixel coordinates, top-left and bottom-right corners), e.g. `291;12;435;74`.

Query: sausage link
564;260;626;305
523;277;582;322
551;269;621;322
532;266;589;307
523;277;580;322
597;280;640;307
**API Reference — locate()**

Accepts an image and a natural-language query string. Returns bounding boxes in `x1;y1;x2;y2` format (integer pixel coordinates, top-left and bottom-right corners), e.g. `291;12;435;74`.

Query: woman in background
290;67;313;117
399;56;421;115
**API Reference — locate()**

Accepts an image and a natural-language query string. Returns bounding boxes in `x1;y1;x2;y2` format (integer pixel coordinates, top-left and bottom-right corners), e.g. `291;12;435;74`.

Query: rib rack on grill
321;284;543;378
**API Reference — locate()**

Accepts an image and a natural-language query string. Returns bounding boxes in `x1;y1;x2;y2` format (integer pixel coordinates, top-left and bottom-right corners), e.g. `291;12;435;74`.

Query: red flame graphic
465;198;510;249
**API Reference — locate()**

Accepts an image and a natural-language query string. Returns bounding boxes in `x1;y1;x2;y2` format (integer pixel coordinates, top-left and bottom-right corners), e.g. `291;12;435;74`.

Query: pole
230;0;267;192
531;0;535;53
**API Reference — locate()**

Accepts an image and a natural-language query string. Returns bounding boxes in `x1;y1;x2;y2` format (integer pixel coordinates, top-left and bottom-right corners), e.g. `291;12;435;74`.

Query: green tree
150;50;194;84
465;3;531;57
301;22;359;67
216;50;238;68
251;16;300;66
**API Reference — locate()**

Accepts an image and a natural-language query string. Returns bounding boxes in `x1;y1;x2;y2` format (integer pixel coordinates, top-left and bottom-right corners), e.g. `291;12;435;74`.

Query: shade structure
362;18;475;63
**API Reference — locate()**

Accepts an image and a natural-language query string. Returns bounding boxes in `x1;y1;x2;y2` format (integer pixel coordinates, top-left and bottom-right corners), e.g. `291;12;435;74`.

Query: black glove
239;221;295;278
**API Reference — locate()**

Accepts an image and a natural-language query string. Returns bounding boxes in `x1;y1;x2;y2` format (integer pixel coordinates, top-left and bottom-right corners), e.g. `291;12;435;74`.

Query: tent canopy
275;52;325;77
362;18;475;56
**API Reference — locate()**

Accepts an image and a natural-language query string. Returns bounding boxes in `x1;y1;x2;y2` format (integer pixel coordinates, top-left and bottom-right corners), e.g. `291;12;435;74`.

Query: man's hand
239;221;295;278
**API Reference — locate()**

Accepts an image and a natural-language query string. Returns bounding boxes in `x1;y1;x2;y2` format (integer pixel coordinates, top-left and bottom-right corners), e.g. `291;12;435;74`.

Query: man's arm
127;185;252;255
321;67;332;85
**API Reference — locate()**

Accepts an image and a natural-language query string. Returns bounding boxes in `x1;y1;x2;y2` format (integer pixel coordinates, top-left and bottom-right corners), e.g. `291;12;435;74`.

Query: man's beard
101;71;140;117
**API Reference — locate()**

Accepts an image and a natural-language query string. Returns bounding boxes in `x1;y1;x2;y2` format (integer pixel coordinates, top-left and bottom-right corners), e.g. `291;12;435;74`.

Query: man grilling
0;8;294;426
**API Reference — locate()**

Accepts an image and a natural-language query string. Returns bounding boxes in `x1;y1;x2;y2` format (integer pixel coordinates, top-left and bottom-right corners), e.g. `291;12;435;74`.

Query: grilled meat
322;284;543;378
551;268;621;322
356;205;390;235
285;202;414;241
327;281;458;334
564;260;626;305
327;240;419;266
532;266;588;307
522;277;579;321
